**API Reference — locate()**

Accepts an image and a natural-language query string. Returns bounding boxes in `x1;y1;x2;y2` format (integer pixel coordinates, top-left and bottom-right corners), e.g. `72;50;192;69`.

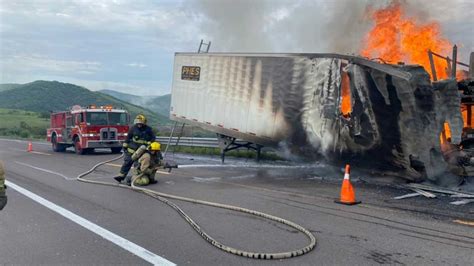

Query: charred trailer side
170;53;463;184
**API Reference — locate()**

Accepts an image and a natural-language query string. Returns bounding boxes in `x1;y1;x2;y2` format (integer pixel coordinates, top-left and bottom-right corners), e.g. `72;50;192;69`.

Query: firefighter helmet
134;114;147;125
149;142;161;151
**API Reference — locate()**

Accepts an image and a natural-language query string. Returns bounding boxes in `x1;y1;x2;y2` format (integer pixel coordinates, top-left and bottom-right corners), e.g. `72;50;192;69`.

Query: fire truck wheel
52;135;66;152
74;138;86;155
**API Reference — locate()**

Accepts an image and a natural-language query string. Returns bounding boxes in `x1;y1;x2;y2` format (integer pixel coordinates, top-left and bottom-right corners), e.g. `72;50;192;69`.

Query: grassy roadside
0;108;49;139
162;145;284;161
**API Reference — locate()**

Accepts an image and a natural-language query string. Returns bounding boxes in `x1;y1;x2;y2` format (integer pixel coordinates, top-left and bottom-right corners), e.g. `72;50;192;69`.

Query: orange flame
341;71;352;116
361;1;452;80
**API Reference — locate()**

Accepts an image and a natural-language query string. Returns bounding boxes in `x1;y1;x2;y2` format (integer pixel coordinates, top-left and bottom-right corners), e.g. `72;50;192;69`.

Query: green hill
99;89;171;118
150;94;171;117
100;89;145;105
0;80;170;126
0;83;20;92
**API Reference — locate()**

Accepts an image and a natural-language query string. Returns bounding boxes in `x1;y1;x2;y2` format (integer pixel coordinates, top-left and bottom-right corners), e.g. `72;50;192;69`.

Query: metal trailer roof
174;52;413;81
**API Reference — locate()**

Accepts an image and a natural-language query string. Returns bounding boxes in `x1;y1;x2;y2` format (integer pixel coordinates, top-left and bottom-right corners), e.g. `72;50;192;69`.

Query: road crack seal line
245;185;474;242
254;193;474;247
399;233;474;250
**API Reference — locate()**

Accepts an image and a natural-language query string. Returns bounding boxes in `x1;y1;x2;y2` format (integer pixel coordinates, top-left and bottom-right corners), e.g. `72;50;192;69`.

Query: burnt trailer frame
169;52;464;185
169;53;413;162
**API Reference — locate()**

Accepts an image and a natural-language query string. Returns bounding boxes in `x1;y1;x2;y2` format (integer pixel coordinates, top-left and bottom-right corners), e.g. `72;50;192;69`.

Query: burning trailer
168;52;474;186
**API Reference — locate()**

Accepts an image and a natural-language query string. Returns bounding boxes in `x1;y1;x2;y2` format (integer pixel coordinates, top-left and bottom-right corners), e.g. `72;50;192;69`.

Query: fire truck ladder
163;40;211;158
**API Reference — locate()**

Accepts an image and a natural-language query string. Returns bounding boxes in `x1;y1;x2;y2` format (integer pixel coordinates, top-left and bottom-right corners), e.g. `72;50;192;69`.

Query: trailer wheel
74;137;86;155
52;135;66;152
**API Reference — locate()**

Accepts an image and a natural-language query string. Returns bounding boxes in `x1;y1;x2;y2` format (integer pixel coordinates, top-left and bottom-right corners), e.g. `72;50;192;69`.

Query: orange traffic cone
27;142;33;152
335;164;361;205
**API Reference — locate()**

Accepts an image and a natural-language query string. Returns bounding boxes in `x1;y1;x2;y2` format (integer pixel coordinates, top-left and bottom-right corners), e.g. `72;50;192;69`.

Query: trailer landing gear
217;134;262;163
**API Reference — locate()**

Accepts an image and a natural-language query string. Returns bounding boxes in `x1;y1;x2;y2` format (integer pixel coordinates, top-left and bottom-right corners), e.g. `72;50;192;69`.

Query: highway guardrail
156;137;219;148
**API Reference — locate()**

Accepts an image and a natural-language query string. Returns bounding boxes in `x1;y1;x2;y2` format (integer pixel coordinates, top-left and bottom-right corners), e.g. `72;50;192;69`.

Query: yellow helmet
149;142;161;151
134;114;147;125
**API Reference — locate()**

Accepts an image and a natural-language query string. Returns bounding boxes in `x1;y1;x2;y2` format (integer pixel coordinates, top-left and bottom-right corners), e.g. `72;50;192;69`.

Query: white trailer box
170;52;464;182
170;53;356;147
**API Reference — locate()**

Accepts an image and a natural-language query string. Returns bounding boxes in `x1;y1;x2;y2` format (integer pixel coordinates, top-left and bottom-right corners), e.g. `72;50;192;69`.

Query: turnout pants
119;152;138;182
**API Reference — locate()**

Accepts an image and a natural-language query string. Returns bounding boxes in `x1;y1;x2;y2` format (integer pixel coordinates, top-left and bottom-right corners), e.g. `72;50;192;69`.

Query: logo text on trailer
181;66;201;81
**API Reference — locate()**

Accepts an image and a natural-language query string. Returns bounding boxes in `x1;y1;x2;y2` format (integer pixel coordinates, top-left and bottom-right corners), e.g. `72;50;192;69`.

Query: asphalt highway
1;138;473;265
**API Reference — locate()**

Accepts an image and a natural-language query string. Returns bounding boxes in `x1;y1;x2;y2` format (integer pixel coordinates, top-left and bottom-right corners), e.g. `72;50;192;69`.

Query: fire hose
76;153;316;260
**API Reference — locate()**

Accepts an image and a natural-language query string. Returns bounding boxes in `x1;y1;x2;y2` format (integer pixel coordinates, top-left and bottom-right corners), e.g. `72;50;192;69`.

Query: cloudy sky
1;0;472;96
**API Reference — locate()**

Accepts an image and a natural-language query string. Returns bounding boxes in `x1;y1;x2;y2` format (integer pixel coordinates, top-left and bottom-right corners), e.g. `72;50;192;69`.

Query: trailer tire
52;135;66;152
74;137;86;155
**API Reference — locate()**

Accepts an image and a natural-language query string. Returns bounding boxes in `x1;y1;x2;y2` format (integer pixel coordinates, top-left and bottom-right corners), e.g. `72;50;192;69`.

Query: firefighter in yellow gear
0;160;7;210
114;114;156;184
131;141;163;186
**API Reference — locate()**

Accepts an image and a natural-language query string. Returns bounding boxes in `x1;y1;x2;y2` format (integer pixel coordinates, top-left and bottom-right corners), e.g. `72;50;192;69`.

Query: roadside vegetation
162;145;284;161
0;108;49;139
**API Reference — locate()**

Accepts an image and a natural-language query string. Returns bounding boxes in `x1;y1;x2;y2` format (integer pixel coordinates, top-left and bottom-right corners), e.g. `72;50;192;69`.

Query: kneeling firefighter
131;141;163;186
114;114;155;184
0;160;7;210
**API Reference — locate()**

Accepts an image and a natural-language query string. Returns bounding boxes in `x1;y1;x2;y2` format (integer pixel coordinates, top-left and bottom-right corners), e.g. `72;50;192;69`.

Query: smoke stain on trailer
170;53;465;185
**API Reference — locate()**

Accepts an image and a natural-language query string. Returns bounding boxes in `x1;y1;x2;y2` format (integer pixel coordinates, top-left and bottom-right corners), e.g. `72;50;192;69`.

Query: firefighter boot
113;175;125;183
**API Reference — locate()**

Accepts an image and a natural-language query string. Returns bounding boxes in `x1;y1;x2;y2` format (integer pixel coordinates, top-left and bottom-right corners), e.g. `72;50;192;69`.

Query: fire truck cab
47;105;130;154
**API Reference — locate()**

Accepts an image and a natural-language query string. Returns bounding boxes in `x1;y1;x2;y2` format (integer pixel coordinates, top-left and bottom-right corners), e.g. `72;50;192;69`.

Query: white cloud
1;0;472;95
0;0;193;33
56;77;168;96
127;62;147;68
1;54;101;75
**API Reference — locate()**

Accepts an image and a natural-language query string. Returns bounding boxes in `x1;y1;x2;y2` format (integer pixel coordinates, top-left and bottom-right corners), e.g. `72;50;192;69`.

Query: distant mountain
150;94;171;117
0;83;20;92
99;89;171;118
0;80;170;126
99;89;146;105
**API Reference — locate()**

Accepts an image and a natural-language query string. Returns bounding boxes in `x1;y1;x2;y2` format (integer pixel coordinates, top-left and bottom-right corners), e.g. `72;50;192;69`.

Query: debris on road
450;193;474;198
393;183;474;205
407;183;473;195
407;188;437;198
393;192;422;200
450;199;474;206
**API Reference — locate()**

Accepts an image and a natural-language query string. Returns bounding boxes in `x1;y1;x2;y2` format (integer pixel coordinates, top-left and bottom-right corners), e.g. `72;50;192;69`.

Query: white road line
14;161;75;181
9;148;52;155
5;180;176;266
0;138;50;146
30;151;52;156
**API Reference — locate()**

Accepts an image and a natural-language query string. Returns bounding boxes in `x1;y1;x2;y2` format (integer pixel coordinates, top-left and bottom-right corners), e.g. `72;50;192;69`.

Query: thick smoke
188;0;472;62
190;0;373;54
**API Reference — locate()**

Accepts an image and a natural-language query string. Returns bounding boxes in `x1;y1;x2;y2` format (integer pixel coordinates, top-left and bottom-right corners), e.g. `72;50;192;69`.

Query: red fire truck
47;105;130;154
